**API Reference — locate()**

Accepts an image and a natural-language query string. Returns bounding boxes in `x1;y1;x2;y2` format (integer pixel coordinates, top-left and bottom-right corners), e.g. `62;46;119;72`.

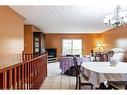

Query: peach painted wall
24;25;41;53
102;25;127;50
45;33;101;58
83;34;102;54
46;26;127;57
0;6;24;69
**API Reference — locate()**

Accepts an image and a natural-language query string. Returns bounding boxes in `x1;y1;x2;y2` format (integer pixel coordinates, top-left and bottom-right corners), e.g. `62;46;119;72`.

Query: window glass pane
62;39;72;55
62;39;82;56
72;39;82;55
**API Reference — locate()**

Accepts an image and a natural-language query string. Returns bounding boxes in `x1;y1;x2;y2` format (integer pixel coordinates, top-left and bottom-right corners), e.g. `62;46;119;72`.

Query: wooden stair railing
22;53;42;61
0;53;47;89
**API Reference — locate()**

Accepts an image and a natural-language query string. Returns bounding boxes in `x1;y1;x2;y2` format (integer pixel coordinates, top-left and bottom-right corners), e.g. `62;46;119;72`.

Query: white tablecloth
81;62;127;87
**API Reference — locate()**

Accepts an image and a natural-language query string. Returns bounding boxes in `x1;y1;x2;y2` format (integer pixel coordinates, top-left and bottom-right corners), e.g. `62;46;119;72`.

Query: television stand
48;56;57;63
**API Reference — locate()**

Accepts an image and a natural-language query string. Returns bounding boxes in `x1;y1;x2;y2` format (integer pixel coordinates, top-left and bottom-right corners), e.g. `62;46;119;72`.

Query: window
62;39;82;55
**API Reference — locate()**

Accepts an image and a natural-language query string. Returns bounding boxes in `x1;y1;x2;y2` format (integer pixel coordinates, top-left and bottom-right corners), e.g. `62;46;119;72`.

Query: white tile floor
40;62;93;90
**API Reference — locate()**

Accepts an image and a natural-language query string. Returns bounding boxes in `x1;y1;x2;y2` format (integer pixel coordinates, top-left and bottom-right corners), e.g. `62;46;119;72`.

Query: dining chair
108;81;127;90
75;54;80;57
99;54;108;62
95;50;114;62
66;54;80;57
73;56;93;89
66;54;74;57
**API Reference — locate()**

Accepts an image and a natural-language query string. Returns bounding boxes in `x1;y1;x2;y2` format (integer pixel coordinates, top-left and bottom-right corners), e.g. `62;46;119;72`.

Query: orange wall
24;25;41;53
45;33;101;58
0;6;24;68
83;34;102;54
45;26;127;58
102;25;127;50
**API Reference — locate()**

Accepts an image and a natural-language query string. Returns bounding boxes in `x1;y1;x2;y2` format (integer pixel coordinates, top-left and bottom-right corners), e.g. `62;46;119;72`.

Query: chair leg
125;84;127;89
91;84;93;90
75;77;78;89
79;77;81;89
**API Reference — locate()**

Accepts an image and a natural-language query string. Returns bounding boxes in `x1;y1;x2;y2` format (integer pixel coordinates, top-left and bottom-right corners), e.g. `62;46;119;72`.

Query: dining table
81;62;127;88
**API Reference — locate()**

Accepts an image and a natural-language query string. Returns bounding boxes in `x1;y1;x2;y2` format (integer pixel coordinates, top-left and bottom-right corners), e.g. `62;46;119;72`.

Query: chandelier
104;5;127;27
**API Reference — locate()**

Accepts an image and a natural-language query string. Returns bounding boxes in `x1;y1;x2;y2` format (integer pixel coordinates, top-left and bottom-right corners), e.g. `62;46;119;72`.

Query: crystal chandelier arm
103;4;127;27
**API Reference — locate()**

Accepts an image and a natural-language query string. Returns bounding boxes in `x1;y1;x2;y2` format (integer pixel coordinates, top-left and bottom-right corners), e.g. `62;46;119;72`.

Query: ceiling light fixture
104;5;127;27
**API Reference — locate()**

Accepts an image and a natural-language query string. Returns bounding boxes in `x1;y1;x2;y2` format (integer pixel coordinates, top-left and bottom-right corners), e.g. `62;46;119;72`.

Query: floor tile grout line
60;74;63;89
45;76;55;89
61;75;64;89
50;75;61;89
69;76;71;89
41;62;78;90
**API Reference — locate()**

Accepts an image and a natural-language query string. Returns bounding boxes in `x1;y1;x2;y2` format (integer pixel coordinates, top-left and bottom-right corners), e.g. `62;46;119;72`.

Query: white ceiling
9;0;127;33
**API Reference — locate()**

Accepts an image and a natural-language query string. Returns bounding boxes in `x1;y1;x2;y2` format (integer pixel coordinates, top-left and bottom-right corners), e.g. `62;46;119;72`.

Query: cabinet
33;32;41;54
33;32;46;54
24;25;45;54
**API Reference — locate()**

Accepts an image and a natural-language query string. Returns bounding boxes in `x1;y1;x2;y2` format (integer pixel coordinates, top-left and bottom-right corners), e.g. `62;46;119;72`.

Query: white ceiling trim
9;2;127;33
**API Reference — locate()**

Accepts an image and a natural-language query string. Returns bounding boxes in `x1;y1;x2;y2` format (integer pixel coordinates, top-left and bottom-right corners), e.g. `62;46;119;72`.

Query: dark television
46;48;57;58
